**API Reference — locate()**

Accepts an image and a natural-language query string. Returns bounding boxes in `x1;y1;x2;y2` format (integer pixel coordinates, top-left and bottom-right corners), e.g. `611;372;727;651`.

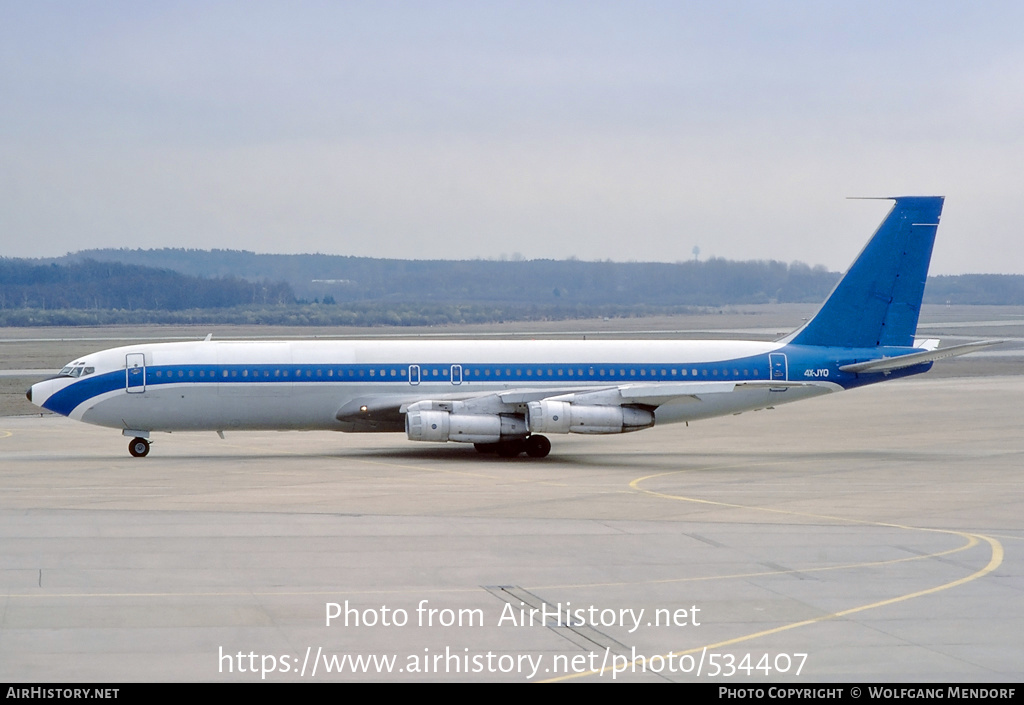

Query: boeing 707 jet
27;197;999;458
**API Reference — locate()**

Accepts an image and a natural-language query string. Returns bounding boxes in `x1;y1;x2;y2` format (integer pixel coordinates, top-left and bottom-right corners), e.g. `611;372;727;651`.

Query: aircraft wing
334;380;824;432
838;340;1004;374
335;387;597;431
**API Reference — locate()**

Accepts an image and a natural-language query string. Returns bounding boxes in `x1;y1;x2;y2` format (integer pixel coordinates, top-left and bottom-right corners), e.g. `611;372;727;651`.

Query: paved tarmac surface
1;376;1022;682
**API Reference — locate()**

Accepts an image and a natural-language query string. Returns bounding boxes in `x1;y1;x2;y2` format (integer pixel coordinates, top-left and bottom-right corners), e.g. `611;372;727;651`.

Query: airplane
27;196;1000;459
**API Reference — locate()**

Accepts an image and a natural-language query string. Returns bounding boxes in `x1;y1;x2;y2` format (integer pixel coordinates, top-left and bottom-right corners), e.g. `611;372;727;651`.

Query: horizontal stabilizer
839;340;1004;374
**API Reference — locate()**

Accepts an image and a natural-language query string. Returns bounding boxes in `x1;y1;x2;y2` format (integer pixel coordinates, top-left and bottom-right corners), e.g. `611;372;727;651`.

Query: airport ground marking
542;467;1005;682
4;518;985;603
528;533;975;591
543;532;1002;682
4;456;999;601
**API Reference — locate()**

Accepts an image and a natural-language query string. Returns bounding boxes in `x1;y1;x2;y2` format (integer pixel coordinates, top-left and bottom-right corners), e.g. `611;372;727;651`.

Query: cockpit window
60;366;74;376
59;364;92;378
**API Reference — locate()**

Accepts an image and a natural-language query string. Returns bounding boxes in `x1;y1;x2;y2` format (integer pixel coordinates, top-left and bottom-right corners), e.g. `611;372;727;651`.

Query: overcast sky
2;2;1023;273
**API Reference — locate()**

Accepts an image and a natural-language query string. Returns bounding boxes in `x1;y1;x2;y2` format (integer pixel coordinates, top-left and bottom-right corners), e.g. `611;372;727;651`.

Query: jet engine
405;408;528;444
526;400;654;434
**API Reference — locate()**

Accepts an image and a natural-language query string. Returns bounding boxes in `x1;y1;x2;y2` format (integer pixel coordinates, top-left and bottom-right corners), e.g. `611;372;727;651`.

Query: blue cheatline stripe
43;371;125;417
139;357;772;384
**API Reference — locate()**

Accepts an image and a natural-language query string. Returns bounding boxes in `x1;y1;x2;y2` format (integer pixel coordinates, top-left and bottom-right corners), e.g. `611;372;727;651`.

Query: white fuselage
31;338;836;435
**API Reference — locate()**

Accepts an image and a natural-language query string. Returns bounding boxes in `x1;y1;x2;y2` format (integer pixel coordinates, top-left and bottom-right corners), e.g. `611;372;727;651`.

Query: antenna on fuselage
204;333;213;342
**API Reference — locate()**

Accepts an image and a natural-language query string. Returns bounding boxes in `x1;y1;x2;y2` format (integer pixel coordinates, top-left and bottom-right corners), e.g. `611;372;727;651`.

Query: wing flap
538;381;739;407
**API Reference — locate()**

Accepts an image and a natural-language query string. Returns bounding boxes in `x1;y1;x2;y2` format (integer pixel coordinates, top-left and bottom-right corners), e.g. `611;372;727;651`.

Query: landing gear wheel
524;435;551;458
128;437;150;458
496;440;525;458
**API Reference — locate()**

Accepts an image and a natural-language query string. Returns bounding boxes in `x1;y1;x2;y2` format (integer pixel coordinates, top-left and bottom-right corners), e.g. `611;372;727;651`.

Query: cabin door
126;353;146;393
769;353;788;382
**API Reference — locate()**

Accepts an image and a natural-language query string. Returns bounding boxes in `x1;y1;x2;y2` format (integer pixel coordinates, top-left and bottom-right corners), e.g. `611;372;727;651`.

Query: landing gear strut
128;437;151;457
474;435;551;459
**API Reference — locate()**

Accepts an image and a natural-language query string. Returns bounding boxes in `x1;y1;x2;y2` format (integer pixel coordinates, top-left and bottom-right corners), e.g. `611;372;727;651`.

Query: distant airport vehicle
28;197;999;458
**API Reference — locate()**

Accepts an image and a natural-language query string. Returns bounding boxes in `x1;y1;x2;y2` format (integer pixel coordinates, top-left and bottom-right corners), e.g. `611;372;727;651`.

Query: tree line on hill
0;259;293;311
46;248;840;305
1;249;1022;327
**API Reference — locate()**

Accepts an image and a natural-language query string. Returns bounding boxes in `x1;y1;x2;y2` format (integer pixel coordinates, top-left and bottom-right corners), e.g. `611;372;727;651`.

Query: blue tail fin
787;196;943;349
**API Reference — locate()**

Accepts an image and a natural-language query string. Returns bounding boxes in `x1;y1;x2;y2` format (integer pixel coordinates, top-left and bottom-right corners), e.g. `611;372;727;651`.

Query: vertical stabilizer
786;196;943;349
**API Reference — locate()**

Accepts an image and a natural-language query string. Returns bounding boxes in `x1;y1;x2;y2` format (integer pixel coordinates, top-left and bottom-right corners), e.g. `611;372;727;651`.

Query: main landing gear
474;434;551;459
128;437;151;457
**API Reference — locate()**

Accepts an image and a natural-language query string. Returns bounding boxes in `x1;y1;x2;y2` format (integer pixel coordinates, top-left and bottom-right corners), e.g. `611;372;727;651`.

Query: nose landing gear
128;437;151;457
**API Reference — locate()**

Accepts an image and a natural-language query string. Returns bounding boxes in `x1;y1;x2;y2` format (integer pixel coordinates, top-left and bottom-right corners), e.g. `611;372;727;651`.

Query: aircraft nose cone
26;386;32;403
